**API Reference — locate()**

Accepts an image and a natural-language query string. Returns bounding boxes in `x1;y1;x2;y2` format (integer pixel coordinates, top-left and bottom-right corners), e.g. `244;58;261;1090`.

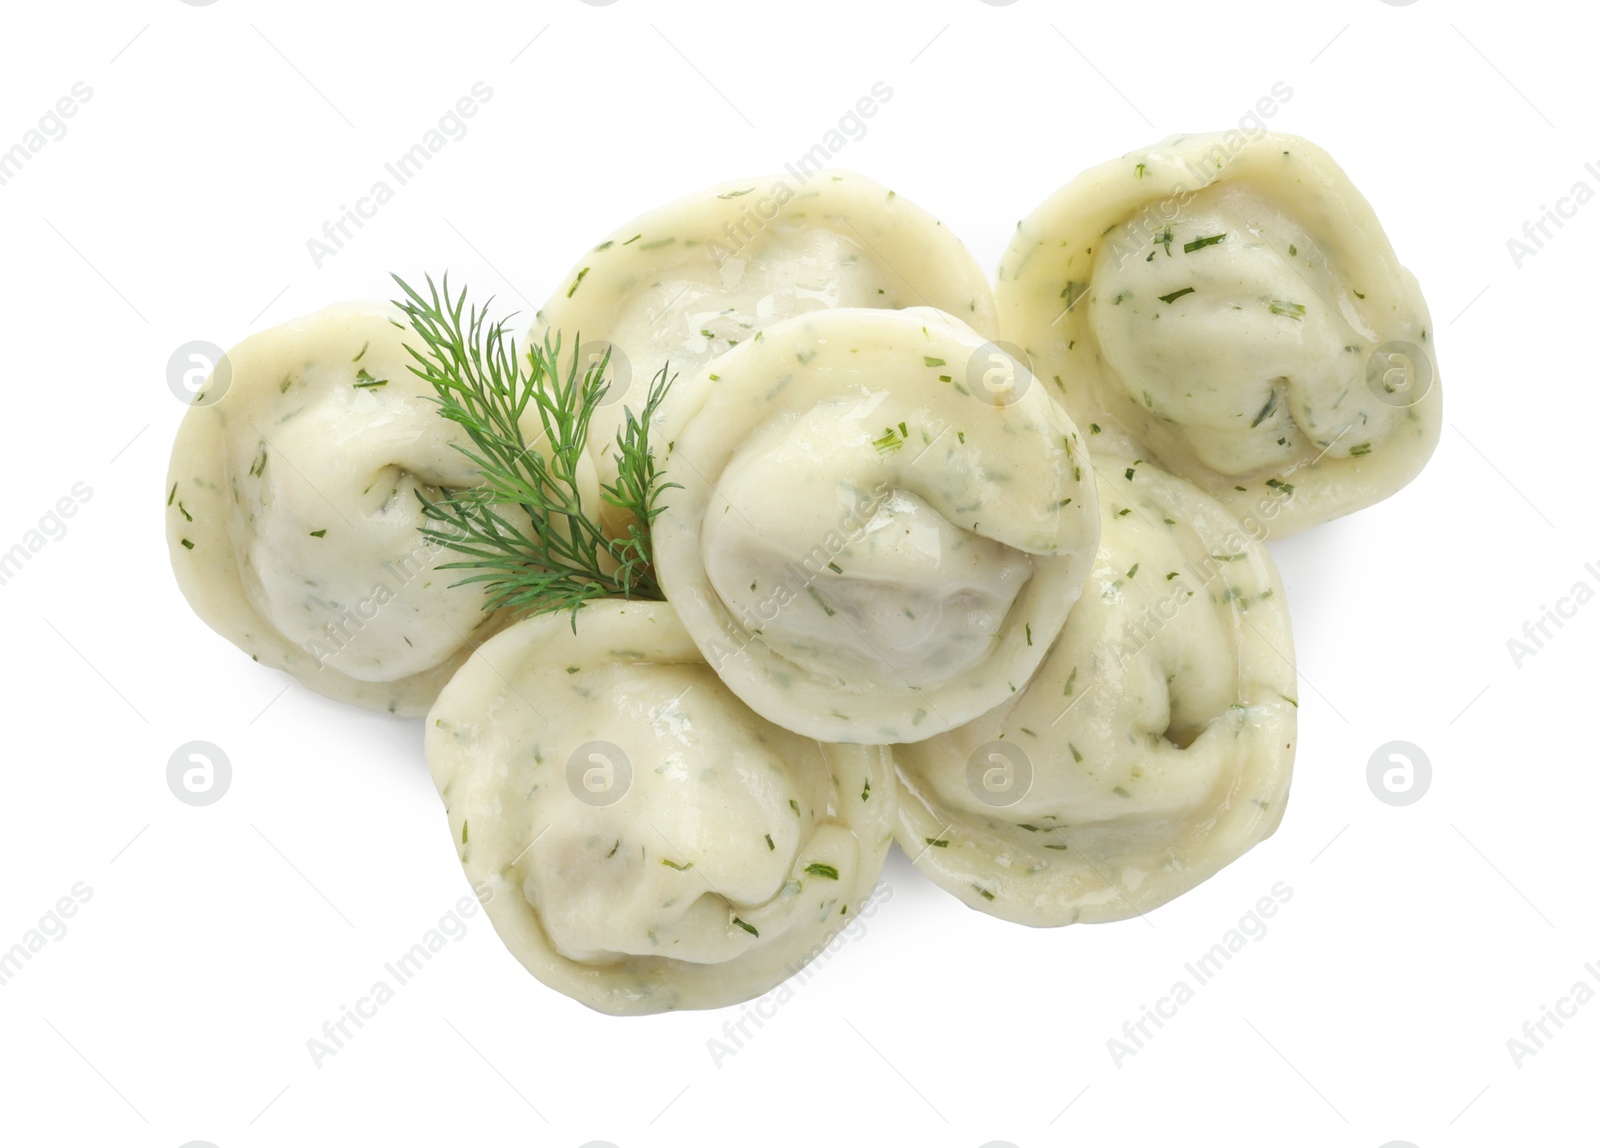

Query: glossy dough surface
425;602;895;1015
893;457;1297;925
654;306;1101;745
532;169;997;503
166;303;555;715
997;132;1441;536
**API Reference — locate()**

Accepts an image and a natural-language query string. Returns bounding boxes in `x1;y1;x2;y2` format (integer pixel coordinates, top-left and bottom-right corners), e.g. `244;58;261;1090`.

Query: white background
0;1;1592;1145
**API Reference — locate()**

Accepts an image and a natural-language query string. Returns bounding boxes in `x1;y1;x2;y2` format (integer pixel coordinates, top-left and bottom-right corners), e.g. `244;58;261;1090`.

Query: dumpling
653;306;1101;745
424;602;895;1015
166;302;592;716
997;131;1441;536
893;457;1297;925
531;169;997;515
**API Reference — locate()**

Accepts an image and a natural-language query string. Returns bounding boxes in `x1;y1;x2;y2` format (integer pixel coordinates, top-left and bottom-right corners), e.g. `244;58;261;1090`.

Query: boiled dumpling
165;302;593;715
531;169;997;519
653;306;1100;744
425;602;894;1015
893;457;1297;924
997;131;1441;536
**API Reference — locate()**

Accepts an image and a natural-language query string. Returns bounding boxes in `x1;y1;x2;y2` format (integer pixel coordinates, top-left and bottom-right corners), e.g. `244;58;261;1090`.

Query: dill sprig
392;274;677;624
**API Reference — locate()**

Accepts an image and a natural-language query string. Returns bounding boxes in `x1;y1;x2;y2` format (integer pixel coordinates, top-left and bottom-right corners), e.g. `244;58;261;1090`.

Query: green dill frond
392;273;678;626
